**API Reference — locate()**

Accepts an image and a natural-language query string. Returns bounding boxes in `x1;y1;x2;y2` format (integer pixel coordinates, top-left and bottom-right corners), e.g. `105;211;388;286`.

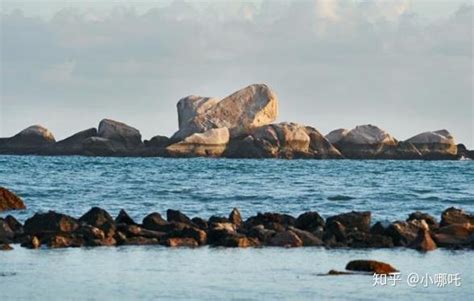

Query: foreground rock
226;123;342;159
346;260;398;274
0;187;26;211
0;125;55;154
172;84;278;141
328;125;422;159
406;130;457;159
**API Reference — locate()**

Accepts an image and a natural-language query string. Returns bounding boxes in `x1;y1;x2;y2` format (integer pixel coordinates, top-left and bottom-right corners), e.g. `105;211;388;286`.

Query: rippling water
0;155;473;300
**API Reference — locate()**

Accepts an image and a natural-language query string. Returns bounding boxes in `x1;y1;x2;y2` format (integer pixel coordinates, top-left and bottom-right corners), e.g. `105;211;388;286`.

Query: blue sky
1;0;472;147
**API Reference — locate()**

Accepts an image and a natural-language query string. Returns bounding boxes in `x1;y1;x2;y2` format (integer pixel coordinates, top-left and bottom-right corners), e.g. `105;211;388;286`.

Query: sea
1;155;473;300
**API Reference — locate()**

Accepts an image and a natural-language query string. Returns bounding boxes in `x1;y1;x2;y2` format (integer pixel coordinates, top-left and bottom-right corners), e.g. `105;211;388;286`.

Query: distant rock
98;119;143;149
0;125;55;154
144;135;171;148
49;128;98;155
166;127;230;157
0;187;26;211
82;137;119;156
405;130;457;159
177;96;220;130
226;122;342;159
172;84;278;141
331;124;422;159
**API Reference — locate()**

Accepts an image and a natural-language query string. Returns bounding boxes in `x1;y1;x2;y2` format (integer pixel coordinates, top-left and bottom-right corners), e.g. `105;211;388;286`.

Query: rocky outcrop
177;96;220;130
226;123;342;159
172;84;278;141
0;187;26;211
47;128;98;155
144;135;171;148
405;130;458;159
330;125;422;159
166;127;230;157
98;119;143;149
0;125;55;154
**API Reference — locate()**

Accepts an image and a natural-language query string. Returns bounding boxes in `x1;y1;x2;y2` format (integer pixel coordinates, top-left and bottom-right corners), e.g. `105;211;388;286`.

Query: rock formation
0;125;55;154
98;119;143;149
0;187;26;211
166;127;230;157
171;84;278;141
405;130;458;159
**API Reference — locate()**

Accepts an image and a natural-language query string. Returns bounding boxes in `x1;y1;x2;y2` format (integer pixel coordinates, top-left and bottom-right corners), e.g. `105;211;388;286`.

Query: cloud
0;0;472;147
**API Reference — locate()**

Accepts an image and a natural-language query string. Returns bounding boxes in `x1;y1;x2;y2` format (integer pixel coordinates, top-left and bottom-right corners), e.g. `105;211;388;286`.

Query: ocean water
1;155;473;300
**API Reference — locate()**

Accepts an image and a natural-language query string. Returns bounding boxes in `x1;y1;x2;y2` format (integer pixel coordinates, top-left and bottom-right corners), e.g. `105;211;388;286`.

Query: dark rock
124;225;167;240
82;137;119;156
0;219;14;243
295;211;325;232
288;226;323;246
191;217;208;230
440;207;474;227
323;220;347;243
21;236;41;249
229;208;243;226
47;234;84;248
98;119;143;149
208;216;230;224
167;209;193;225
207;223;237;245
407;212;438;230
5;215;23;234
142;212;168;231
432;224;473;248
326;211;371;233
385;220;428;246
269;230;303;247
24;211;79;236
172;227;207;245
0;125;55;154
122;236;159;246
115;209;137;225
77;225;105;241
49;128;98;155
408;229;437;251
247;225;276;243
347;232;394;248
245;212;295;229
144;135;170;148
86;236;117;247
325;270;355;276
1;243;13;251
222;234;260;248
79;207;116;237
370;221;388;236
346;260;398;275
0;187;26;211
165;237;198;247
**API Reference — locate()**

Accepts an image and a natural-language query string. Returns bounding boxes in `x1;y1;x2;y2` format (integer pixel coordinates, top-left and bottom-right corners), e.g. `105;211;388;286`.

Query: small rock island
0;84;471;159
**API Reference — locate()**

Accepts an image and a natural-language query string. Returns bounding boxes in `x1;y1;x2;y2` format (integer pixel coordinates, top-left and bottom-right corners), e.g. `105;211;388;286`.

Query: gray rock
98;119;143;149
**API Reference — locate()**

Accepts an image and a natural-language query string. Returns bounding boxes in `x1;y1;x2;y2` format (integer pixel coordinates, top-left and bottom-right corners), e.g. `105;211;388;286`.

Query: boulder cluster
1;206;473;251
0;84;471;159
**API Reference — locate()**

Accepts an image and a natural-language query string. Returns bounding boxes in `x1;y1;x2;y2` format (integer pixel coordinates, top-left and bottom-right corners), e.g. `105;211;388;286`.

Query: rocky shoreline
1;206;473;252
1;84;472;160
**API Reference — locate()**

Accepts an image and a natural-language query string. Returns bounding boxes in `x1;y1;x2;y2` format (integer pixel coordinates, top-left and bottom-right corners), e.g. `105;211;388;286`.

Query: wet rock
347;232;394;249
408;229;437;252
370;221;388;236
179;227;207;245
325;270;355;276
47;234;84;248
191;217;208;230
440;207;474;227
98;119;143;149
167;209;193;225
288;226;323;246
1;243;13;251
229;208;243;226
124;225;166;240
142;212;168;231
165;237;198;247
245;212;296;229
346;260;398;275
21;236;41;249
269;230;303;247
326;211;371;233
171;84;278;141
323;220;347;243
87;236;117;247
115;209;137;225
79;207;116;237
77;225;106;241
295;211;325;232
0;187;26;211
0;219;14;243
208;216;230;224
385;220;429;246
5;215;23;234
247;225;276;243
407;212;439;230
222;234;260;248
122;236;159;246
24;211;79;236
207;223;237;245
432;224;473;248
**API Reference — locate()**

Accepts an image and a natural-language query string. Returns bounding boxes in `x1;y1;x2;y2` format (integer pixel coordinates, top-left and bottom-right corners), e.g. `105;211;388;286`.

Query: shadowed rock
326;211;371;233
48;128;98;155
440;207;474;227
24;211;79;236
346;260;398;275
406;130;457;159
0;125;55;154
144;135;171;148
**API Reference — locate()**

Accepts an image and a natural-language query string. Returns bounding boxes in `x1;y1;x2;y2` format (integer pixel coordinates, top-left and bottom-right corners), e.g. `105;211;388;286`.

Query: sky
1;0;473;147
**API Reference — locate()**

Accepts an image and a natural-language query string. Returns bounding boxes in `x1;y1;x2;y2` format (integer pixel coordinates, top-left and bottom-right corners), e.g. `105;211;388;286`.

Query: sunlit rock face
166;127;230;157
405;130;458;159
0;125;56;154
171;84;278;141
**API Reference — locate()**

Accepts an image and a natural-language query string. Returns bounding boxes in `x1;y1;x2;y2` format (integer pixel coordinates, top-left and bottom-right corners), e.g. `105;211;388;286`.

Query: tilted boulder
0;187;26;211
171;84;278;141
98;119;143;149
405;130;457;159
226;122;342;159
331;124;421;159
177;96;220;130
49;128;98;155
166;127;230;157
0;125;55;154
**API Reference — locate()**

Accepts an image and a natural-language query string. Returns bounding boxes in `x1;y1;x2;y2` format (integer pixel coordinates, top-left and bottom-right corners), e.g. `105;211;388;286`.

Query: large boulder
171;84;278;141
226;123;342;159
98;119;143;149
0;187;26;211
49;128;98;155
331;125;421;159
24;211;79;236
440;207;474;227
0;125;55;154
166;127;230;157
346;260;398;275
405;130;457;159
82;137;119;156
177;96;220;130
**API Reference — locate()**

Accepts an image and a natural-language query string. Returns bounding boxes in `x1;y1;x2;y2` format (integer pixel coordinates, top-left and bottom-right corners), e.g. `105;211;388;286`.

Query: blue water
1;156;473;300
